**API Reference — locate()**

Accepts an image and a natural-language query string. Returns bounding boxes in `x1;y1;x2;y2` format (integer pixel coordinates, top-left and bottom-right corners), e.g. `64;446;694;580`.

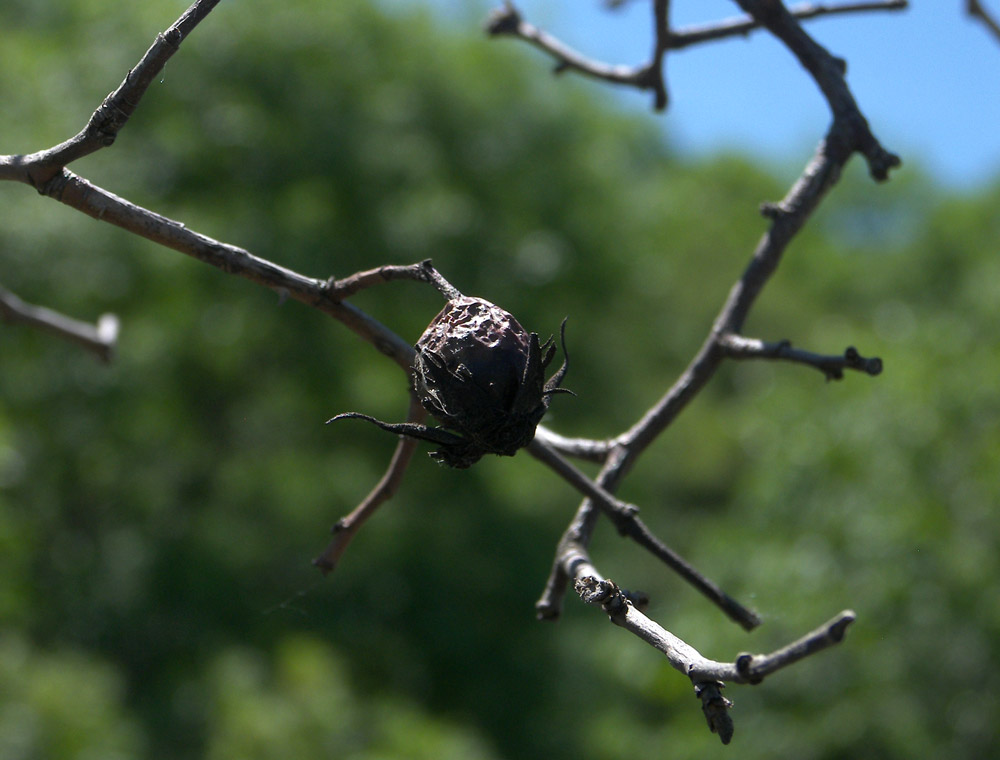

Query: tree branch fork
576;576;856;744
1;0;904;743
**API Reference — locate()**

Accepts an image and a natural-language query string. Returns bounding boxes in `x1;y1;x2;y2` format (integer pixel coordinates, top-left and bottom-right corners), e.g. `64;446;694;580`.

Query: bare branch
325;262;431;300
532;426;613;463
527;438;639;523
541;80;896;624
1;0;897;742
528;438;761;629
18;168;417;371
575;577;856;743
718;333;883;379
325;259;461;302
624;125;895;458
734;609;857;681
0;0;222;188
695;680;735;744
537;534;602;621
313;395;426;574
967;0;1000;43
575;581;856;685
484;0;673;110
669;1;908;50
0;0;415;374
493;2;895;733
485;0;907;111
734;0;901;180
486;2;654;93
0;283;118;362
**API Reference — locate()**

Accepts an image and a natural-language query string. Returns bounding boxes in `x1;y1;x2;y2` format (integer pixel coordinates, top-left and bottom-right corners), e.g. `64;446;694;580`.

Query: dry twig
967;0;1000;43
487;0;908;112
490;0;898;740
313;395;426;574
576;577;856;744
718;333;883;380
0;284;119;362
1;0;903;743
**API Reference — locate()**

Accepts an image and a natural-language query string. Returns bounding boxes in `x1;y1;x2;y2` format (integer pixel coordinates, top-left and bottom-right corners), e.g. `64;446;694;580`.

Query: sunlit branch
532;426;613;463
528;438;761;630
576;577;856;744
2;0;901;743
718;333;883;379
28;168;417;371
325;259;461;302
0;0;222;188
540;27;898;627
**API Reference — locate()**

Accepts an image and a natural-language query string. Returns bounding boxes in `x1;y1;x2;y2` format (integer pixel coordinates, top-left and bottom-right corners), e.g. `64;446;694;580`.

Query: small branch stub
694;680;735;744
0;285;119;362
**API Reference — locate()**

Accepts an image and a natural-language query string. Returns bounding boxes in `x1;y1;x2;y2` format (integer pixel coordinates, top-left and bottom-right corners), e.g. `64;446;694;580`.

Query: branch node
735;652;763;684
866;146;902;183
485;2;522;36
37;169;70;199
759;201;789;219
844;345;883;376
574;575;615;605
161;27;183;49
574;576;631;618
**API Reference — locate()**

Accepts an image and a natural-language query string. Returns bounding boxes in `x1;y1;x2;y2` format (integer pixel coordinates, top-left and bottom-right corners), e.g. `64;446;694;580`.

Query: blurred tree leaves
0;633;142;760
2;0;999;758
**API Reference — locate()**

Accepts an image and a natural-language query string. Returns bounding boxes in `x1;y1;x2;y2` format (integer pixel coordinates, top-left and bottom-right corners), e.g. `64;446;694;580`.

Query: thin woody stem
325;260;437;300
528;439;761;630
718;333;882;380
967;0;1000;44
325;259;462;302
538;0;899;614
314;395;426;574
486;0;907;112
0;0;222;187
668;1;907;49
575;577;856;744
3;1;898;741
1;283;119;363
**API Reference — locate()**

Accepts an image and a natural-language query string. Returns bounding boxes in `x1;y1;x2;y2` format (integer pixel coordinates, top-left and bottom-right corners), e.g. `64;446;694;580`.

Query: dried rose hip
331;295;570;468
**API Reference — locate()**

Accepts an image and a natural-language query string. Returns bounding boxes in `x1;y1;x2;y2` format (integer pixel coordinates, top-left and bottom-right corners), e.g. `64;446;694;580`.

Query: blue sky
426;1;1000;190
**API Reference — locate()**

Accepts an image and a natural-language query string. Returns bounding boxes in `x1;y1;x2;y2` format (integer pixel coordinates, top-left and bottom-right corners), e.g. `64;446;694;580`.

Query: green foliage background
1;1;998;758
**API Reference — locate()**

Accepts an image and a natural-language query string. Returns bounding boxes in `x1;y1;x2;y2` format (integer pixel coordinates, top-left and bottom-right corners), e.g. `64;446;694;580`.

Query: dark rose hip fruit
330;294;570;468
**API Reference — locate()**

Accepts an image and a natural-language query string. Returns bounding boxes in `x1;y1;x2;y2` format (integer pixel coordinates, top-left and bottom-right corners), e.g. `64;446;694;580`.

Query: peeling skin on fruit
330;293;569;469
415;297;531;413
